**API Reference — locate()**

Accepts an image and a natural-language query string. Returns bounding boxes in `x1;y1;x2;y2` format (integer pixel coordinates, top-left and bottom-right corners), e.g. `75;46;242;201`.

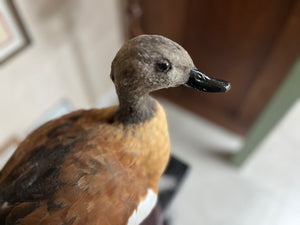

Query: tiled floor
160;98;300;225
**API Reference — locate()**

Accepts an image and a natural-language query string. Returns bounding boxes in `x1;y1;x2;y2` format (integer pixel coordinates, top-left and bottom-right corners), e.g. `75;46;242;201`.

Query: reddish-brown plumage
0;102;169;225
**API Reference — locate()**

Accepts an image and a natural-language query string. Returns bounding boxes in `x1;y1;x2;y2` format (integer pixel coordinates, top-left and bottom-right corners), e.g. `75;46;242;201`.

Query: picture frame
0;0;30;64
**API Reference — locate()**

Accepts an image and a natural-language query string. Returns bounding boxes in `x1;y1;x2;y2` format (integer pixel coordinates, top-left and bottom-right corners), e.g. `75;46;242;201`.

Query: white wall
0;0;124;143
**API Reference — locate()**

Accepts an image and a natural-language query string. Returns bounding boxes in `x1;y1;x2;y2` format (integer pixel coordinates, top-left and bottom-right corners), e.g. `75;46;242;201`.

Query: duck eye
156;60;172;72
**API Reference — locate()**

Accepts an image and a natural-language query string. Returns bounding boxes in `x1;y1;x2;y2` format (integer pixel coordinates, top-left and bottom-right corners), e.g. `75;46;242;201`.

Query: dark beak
184;67;231;93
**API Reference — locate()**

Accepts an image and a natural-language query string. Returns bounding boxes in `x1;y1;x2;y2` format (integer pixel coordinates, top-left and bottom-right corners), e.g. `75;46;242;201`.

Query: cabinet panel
128;0;299;134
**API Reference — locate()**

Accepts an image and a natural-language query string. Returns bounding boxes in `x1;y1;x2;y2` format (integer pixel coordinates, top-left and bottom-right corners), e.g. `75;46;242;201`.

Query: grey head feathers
110;35;195;124
111;35;194;96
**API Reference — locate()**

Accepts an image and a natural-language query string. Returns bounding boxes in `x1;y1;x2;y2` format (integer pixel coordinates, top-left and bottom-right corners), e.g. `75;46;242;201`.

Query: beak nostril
195;74;203;82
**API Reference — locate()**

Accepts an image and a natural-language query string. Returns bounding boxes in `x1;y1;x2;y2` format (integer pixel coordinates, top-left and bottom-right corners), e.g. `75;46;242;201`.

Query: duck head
110;35;230;123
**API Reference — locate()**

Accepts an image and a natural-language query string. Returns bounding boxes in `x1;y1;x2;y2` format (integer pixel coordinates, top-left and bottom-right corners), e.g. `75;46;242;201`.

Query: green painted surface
232;59;300;166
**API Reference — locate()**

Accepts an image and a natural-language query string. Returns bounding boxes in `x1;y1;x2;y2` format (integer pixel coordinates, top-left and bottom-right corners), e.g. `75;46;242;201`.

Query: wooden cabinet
128;0;300;134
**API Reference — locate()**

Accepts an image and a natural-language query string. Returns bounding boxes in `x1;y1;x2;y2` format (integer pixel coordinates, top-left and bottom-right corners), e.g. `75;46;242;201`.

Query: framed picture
0;0;29;64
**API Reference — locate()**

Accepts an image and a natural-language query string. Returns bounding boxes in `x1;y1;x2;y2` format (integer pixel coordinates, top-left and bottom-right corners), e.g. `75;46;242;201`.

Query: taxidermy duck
0;35;230;225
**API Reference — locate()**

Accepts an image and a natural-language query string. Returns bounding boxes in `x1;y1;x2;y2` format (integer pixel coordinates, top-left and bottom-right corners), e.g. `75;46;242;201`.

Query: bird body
0;101;169;225
0;35;230;224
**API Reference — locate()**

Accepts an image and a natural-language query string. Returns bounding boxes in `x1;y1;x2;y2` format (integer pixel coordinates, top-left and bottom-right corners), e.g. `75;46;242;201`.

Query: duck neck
116;94;157;125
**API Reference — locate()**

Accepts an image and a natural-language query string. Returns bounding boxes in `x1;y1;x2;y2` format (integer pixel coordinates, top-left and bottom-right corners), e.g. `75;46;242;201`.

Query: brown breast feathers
0;101;170;225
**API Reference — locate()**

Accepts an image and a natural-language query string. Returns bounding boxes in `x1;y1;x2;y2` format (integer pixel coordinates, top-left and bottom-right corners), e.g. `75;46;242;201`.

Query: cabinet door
128;0;300;134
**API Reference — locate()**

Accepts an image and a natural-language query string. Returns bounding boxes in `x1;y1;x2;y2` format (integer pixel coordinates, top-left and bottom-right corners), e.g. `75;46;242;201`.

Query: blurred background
0;0;299;224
